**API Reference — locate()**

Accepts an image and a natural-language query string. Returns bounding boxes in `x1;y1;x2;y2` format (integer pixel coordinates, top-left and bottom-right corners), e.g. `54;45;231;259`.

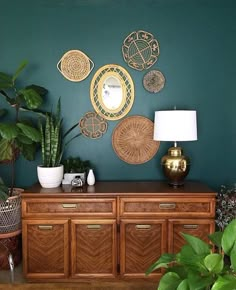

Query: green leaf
222;219;236;255
187;272;214;290
16;133;33;145
20;106;47;118
230;242;236;271
204;253;224;274
176;279;189;290
18;88;43;109
0;72;13;89
27;85;48;97
12;60;28;82
0;139;14;162
182;233;211;256
211;275;236;290
158;272;182;290
208;231;223;249
16;123;41;142
19;142;36;161
146;253;176;275
0;123;19;140
0;108;7;118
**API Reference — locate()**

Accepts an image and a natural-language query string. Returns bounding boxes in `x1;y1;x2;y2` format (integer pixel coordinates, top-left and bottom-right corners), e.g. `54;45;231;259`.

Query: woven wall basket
112;115;160;164
57;50;94;82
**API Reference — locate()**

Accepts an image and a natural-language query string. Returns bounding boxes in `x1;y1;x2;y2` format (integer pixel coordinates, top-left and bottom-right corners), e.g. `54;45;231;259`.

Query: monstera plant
0;61;47;195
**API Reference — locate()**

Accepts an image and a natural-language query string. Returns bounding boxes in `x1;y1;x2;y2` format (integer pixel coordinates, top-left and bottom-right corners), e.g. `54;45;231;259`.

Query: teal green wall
0;0;236;190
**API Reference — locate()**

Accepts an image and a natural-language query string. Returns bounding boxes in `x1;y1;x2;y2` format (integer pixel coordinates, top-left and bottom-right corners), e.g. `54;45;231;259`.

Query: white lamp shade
153;110;197;141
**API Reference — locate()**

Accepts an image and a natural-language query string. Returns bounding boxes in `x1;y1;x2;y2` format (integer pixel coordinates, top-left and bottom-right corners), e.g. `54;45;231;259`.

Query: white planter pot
37;165;64;188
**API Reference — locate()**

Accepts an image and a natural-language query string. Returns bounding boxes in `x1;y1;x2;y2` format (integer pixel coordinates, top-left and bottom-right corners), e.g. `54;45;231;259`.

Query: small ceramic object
71;175;83;187
87;169;95;186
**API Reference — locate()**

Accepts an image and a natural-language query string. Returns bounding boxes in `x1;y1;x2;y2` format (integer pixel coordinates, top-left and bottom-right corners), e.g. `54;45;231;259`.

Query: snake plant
39;98;81;167
146;219;236;290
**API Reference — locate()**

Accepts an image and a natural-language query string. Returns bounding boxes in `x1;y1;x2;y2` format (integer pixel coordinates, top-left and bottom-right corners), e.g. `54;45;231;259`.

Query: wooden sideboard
21;181;216;282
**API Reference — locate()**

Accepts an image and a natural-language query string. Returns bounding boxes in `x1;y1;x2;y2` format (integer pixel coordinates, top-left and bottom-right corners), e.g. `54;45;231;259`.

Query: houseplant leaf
158;272;182;290
182;233;211;256
16;123;41;142
19;142;36;161
146;253;176;275
0;72;13;89
222;219;236;255
0;123;20;140
208;231;223;249
230;242;236;271
176;279;189;290
212;275;236;290
12;60;27;82
204;253;224;274
18;87;43;109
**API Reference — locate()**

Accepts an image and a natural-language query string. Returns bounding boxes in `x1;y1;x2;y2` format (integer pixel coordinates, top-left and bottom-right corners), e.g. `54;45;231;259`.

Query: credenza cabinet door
120;219;167;279
71;219;117;278
22;219;69;279
168;219;215;253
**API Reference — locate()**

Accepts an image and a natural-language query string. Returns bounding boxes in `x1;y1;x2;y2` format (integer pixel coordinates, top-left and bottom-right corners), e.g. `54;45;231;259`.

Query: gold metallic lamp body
161;146;190;187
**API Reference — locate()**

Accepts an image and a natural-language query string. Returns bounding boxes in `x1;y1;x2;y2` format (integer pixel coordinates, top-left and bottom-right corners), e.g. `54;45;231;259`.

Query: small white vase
87;169;95;186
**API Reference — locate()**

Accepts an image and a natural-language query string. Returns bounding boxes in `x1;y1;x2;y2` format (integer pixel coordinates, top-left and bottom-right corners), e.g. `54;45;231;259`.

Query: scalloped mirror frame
90;64;135;121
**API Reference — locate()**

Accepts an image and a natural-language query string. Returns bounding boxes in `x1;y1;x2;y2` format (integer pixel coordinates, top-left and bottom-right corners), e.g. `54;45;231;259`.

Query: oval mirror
90;64;134;120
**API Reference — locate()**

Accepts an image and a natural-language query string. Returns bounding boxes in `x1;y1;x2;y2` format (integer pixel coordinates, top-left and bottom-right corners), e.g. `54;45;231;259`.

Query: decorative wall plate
57;50;94;82
122;30;160;71
79;111;108;139
90;64;134;121
143;70;165;93
112;115;160;164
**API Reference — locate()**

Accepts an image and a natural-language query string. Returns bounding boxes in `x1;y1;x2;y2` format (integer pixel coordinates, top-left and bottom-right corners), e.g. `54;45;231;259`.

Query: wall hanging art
90;64;134;121
57;50;94;82
79;111;108;139
112;115;160;164
143;70;165;93
122;30;160;71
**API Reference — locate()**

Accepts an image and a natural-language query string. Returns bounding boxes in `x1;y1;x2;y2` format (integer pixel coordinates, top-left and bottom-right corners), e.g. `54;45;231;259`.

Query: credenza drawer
22;198;116;218
120;197;215;218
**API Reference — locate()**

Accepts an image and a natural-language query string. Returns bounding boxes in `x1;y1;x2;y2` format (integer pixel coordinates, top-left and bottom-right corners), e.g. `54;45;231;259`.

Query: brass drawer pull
136;225;151;230
159;203;176;209
62;203;77;208
183;224;198;229
38;225;53;230
87;225;101;230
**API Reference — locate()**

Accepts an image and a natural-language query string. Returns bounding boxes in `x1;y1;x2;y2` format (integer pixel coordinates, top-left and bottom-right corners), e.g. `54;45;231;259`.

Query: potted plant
0;61;47;269
61;156;91;185
146;219;236;290
38;98;81;188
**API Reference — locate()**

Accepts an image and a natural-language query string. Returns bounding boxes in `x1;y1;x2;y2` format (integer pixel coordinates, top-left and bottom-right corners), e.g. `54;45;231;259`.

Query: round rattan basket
0;193;22;234
112;115;160;164
57;50;94;82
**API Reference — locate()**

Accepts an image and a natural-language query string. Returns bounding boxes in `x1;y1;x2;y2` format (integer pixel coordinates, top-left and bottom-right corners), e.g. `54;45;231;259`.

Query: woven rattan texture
122;30;160;71
0;196;21;233
79;112;108;139
57;50;94;82
112;116;160;164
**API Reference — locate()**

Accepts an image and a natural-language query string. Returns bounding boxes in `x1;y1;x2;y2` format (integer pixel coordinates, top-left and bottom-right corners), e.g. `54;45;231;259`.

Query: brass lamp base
161;146;190;187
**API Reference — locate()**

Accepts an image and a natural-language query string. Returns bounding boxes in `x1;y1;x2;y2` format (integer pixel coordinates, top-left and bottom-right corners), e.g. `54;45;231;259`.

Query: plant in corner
0;60;48;196
146;219;236;290
38;97;81;188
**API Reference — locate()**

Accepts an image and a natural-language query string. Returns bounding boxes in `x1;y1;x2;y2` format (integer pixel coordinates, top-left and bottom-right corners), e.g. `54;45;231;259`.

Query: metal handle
159;203;176;209
135;225;151;230
38;225;53;230
87;225;101;230
62;203;77;208
183;224;198;229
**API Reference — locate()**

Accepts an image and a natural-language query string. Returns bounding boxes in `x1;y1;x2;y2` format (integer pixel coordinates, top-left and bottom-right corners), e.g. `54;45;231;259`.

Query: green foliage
39;98;81;167
146;219;236;290
0;61;48;195
62;156;91;173
0;177;9;201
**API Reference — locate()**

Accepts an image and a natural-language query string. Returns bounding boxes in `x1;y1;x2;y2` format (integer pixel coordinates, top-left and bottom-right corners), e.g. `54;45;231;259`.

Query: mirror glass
102;76;122;110
90;64;134;121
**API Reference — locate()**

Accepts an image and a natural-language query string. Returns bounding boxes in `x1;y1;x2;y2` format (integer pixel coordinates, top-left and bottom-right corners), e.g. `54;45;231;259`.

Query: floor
0;264;157;290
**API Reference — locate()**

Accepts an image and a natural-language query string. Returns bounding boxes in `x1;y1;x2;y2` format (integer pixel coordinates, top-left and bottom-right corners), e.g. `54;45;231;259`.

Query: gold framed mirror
90;64;134;120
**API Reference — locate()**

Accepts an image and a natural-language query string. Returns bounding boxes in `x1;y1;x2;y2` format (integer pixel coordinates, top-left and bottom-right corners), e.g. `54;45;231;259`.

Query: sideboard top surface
22;181;216;198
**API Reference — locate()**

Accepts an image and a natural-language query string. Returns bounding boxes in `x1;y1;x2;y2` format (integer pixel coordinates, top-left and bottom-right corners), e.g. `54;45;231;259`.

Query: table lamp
153;110;197;186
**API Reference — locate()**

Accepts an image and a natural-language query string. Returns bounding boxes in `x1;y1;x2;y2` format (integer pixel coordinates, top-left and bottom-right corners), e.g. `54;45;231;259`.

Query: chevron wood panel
26;221;68;274
121;220;167;275
168;219;215;253
71;220;116;276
